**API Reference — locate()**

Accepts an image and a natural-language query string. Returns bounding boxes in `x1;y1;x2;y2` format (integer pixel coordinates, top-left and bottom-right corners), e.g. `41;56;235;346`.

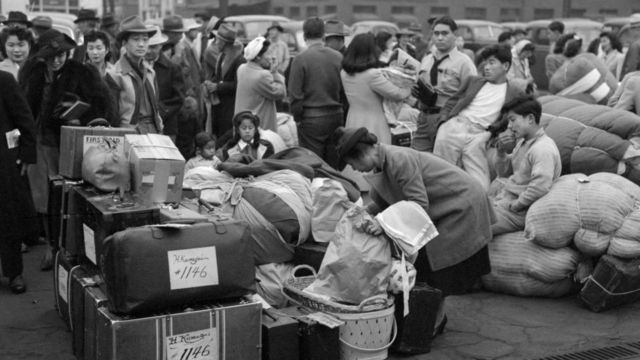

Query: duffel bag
100;221;255;315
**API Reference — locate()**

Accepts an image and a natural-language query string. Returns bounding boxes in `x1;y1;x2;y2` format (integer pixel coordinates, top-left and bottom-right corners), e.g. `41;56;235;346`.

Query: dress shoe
9;275;26;294
40;249;54;271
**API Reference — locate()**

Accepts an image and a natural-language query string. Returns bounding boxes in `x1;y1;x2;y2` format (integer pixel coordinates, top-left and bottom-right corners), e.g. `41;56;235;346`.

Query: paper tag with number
83;224;97;264
167;247;219;290
58;265;69;303
166;328;218;360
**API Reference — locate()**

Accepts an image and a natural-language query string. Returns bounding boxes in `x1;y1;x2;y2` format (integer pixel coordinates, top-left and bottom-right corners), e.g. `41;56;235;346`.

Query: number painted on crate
176;266;209;280
167;247;219;290
167;329;217;360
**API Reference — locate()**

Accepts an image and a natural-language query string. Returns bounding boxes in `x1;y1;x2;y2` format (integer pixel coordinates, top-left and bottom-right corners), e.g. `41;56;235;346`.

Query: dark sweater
287;42;344;119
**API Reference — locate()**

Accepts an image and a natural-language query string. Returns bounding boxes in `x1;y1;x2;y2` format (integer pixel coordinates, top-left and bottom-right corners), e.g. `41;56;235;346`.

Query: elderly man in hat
288;17;344;168
324;19;349;55
105;16;163;133
100;14;120;62
2;11;31;29
396;28;417;59
204;23;244;141
263;22;289;74
145;26;188;149
72;9;100;62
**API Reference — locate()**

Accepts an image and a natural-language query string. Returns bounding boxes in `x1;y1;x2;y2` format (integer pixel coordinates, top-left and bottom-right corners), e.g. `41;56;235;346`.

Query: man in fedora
30;16;52;54
2;11;31;29
205;23;244;140
288;17;344;168
396;28;417;59
264;22;289;74
105;16;163;133
72;9;100;62
145;26;187;147
324;19;349;55
101;14;120;62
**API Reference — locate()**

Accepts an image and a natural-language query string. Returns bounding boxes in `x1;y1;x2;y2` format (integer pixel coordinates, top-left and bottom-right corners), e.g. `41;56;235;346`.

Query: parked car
26;11;82;43
350;20;399;35
224;15;291;44
455;20;504;53
602;17;636;35
617;20;640;50
500;21;527;32
526;18;603;90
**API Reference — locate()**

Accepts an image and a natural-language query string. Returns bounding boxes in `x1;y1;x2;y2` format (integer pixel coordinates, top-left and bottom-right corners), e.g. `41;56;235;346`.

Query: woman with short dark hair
599;31;624;80
84;30;114;77
0;27;33;79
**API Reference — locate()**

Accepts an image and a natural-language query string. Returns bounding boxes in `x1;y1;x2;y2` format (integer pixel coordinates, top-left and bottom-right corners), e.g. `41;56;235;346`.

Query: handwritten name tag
167;247;219;290
166;328;218;360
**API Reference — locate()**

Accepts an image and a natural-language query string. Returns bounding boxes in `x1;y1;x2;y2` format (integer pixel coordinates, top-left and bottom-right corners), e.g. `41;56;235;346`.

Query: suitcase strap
585;275;640;296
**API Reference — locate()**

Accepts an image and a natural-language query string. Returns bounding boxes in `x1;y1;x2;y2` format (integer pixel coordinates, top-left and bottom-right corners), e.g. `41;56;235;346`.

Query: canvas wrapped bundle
481;232;580;297
525;173;640;258
184;168;312;265
548;53;618;104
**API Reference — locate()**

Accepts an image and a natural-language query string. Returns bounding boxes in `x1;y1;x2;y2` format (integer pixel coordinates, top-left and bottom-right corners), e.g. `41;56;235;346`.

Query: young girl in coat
184;132;222;173
217;111;275;162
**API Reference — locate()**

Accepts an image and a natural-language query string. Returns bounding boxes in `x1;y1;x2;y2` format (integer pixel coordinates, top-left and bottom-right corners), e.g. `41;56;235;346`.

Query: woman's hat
116;16;157;42
75;9;99;23
244;36;267;61
34;29;77;59
333;127;377;170
215;23;237;43
266;21;283;33
148;26;168;46
2;11;32;26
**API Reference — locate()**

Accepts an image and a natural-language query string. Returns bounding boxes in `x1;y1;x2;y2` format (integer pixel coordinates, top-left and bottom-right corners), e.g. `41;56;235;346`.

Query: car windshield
473;25;503;41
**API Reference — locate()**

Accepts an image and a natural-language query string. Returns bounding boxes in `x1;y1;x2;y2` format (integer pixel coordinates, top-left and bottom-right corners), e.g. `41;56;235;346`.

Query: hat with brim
148;25;168;46
74;9;99;23
117;15;157;42
324;20;350;37
333;127;377;171
215;23;237;43
34;29;77;59
2;11;32;26
32;16;53;29
162;15;187;32
183;18;202;32
101;14;117;28
396;28;415;37
266;21;283;33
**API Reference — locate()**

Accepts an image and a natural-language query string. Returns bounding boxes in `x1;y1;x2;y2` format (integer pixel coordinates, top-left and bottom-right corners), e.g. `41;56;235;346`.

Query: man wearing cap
105;16;163;133
31;16;52;39
396;29;417;59
2;11;31;29
288;17;344;168
100;14;120;63
324;19;349;55
263;22;289;74
72;9;100;62
145;26;186;146
205;23;244;140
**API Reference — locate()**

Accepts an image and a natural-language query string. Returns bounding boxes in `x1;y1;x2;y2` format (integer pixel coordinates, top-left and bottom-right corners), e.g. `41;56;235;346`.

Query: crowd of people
0;9;637;328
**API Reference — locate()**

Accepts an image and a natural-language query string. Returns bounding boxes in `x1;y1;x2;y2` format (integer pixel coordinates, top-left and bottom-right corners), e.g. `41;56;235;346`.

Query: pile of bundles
548;52;618;104
482;173;640;311
52;126;263;360
538;95;640;185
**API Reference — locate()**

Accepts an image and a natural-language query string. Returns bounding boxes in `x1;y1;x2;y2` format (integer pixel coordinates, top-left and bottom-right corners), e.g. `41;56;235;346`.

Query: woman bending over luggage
217;111;275;162
332;126;495;332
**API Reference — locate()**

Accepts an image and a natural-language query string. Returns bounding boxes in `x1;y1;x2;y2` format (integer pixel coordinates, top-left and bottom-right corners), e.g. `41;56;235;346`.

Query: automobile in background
280;20;306;57
526;18;603;90
350;20;399;35
456;19;504;53
224;15;291;44
26;11;82;43
500;21;527;32
602;17;636;35
617;20;640;50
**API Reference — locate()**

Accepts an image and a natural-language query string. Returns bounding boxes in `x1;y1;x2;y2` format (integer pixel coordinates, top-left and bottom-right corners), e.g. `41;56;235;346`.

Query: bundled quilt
549;53;618;104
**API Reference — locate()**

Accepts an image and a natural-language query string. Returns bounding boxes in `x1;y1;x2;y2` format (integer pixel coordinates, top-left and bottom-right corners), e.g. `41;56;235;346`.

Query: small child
184;132;222;173
218;111;275;161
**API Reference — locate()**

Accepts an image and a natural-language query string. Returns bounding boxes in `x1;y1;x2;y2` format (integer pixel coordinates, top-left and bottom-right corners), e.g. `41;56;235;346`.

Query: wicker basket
281;265;394;313
330;305;397;360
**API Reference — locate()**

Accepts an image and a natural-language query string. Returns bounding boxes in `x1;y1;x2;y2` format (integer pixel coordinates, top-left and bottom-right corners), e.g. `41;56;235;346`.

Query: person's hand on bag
364;218;384;236
203;80;218;93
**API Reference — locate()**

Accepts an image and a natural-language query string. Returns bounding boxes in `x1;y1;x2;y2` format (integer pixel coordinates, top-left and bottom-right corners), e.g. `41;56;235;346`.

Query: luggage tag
305;312;344;329
5;129;20;149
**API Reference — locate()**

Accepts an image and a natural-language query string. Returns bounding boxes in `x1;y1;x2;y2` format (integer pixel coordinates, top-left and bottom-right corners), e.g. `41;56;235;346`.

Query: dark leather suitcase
71;266;101;360
48;176;82;249
293;241;328;271
83;286;109;360
279;306;340;360
580;255;640;312
391;282;443;355
262;309;299;360
72;186;160;265
53;250;80;330
100;221;255;315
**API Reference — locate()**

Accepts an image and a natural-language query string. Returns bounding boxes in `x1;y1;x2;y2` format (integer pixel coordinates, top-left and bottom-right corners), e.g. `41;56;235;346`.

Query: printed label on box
83;224;96;264
58;265;69;303
83;135;124;155
167;247;219;290
166;328;218;360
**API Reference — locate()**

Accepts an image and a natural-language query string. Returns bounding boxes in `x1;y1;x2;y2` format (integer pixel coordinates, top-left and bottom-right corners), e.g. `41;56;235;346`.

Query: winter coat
0;71;38;238
212;43;246;138
153;53;186;138
365;144;494;271
21;58;116;147
235;62;286;132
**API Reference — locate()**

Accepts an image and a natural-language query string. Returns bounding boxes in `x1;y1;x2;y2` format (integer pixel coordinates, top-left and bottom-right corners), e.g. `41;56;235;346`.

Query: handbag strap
585;275;640;296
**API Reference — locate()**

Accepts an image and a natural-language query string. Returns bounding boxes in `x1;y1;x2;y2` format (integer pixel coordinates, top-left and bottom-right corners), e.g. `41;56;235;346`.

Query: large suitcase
262;309;299;360
83;286;109;360
54;249;80;330
100;221;255;315
579;255;640;312
48;176;82;249
279;306;340;360
94;301;262;360
391;283;443;355
72;186;160;265
71;266;101;360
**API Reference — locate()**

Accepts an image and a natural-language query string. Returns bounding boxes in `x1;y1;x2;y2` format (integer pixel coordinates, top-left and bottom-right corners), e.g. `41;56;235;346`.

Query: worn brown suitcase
72;186;160;265
83;286;109;360
262;309;299;360
279;306;340;360
100;221;255;315
391;282;443;355
580;255;640;312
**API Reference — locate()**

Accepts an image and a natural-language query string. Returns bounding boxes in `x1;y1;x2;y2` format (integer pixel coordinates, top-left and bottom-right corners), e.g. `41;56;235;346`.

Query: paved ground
1;244;639;360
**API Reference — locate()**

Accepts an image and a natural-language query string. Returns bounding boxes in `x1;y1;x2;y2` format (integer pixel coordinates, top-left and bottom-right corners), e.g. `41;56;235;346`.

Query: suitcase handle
290;264;317;279
86;118;111;127
339;317;397;353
